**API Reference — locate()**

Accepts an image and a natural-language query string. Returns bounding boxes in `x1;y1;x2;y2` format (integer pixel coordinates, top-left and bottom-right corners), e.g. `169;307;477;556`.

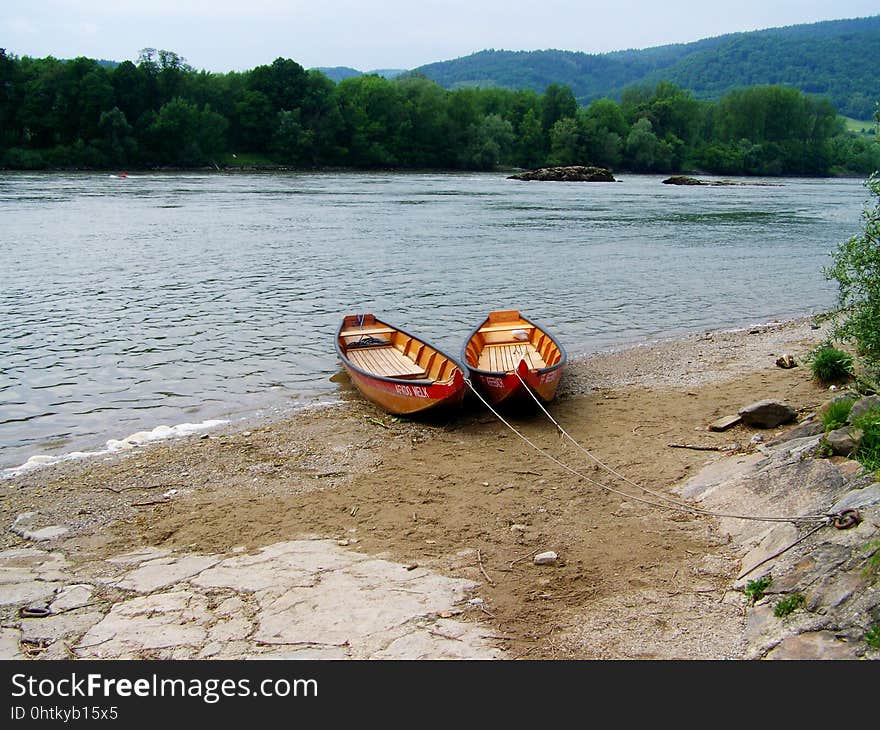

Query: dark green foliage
0;44;875;174
850;408;880;470
414;16;880;120
774;593;805;618
866;624;880;649
821;397;856;431
826;176;880;365
744;575;772;602
810;345;855;383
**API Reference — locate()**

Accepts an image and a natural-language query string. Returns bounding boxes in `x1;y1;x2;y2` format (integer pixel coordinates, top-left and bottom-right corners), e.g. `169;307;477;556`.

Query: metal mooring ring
19;606;51;619
832;508;862;529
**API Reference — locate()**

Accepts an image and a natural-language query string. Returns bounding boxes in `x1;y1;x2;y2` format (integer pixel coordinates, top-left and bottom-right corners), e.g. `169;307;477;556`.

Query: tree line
0;49;877;176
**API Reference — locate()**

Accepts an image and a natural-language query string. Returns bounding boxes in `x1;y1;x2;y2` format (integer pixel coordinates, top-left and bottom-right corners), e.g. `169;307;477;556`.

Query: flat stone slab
709;414;742;432
831;483;880;512
0;628;25;660
766;631;859;660
114;554;222;593
77;591;211;658
72;540;500;660
50;584;94;613
735;524;798;587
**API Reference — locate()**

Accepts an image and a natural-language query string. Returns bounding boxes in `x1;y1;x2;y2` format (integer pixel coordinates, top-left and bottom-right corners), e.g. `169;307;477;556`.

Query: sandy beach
1;317;835;659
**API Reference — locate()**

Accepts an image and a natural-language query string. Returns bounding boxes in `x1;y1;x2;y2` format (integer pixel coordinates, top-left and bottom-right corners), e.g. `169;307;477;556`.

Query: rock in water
662;175;705;185
508;166;616;182
738;400;797;428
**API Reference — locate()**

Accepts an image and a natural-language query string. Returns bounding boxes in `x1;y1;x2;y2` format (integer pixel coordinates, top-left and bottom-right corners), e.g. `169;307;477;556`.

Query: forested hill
414;15;880;119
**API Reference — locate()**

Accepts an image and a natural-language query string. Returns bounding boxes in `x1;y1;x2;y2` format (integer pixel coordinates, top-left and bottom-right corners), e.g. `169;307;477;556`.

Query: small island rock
508;166;616;182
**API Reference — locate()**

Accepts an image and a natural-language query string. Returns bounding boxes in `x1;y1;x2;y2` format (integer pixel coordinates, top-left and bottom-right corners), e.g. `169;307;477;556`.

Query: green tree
826;174;880;365
581;99;627;168
98;107;136;165
145;98;227;165
541;83;577;134
515;107;545;168
625;118;661;171
547;116;581;165
461;113;514;169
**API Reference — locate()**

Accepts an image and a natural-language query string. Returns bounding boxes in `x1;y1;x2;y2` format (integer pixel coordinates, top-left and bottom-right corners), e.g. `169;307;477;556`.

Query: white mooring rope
464;374;830;526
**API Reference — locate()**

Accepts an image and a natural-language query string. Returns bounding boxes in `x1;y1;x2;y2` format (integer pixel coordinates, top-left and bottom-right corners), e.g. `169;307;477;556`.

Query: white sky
2;1;878;72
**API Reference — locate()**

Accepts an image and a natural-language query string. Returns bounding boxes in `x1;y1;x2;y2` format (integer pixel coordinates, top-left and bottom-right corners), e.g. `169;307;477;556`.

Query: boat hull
469;358;563;408
462;310;566;408
335;314;467;416
342;365;466;415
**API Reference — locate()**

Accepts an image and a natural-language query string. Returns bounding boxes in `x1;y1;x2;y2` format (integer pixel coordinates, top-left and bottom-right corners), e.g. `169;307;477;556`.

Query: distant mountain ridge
411;15;880;119
313;66;406;83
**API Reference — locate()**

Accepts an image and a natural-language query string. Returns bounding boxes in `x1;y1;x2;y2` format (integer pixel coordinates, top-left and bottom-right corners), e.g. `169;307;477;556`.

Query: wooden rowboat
335;314;466;415
462;310;566;407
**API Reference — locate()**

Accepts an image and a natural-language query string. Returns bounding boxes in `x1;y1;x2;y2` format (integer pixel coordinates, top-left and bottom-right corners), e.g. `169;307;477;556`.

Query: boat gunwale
335;316;467;388
461;312;567;378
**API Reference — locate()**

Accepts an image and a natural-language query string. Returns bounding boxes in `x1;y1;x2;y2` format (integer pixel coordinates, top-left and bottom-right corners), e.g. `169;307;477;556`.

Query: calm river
0;171;868;470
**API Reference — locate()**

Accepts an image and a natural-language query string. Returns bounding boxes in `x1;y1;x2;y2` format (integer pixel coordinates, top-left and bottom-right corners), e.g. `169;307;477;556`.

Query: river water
0;171;868;470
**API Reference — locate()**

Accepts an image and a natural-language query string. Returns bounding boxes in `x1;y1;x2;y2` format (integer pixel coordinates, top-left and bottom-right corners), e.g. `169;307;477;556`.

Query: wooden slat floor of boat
348;346;426;378
477;343;546;372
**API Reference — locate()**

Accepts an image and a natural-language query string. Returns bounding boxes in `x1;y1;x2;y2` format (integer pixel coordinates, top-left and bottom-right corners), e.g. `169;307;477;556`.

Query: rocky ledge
680;413;880;659
508;165;616;182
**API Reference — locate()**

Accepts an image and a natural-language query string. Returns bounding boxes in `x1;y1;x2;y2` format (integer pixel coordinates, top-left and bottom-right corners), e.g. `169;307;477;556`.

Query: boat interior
464;310;563;373
339;315;459;382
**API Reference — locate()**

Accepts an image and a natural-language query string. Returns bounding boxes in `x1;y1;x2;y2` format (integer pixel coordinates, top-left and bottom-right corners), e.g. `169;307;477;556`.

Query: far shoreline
0;166;871;180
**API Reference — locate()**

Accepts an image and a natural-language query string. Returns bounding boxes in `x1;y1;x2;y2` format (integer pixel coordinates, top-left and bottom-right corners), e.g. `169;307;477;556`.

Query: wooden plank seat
477;323;535;334
477;343;547;372
347;346;427;378
340;326;396;338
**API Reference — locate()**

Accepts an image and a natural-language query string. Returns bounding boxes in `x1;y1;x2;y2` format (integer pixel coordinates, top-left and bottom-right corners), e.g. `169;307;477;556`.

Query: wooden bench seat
477;343;547;372
477;323;535;334
347;346;426;378
340;326;396;338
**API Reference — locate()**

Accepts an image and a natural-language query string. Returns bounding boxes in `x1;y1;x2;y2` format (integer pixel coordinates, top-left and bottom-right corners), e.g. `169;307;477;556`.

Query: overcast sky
2;1;878;72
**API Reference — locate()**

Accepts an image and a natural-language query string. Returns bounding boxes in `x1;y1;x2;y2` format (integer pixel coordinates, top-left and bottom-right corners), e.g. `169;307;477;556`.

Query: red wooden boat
335;314;466;415
462;310;566;407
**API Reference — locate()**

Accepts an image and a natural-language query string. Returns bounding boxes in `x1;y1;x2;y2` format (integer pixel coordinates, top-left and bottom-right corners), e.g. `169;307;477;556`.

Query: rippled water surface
0;171;868;468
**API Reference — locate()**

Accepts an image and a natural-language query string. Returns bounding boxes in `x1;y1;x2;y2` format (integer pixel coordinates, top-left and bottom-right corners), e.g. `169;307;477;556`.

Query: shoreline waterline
2;313;826;480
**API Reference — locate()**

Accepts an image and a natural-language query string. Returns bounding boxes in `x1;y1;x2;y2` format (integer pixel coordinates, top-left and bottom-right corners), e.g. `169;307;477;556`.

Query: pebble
533;551;558;565
510;524;528;532
467;598;484;606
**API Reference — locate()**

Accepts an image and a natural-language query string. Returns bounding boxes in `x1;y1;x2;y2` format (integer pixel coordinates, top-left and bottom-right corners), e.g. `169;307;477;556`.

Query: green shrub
826;174;880;365
744;575;772;602
850;408;880;470
810;345;854;383
865;624;880;649
821;397;856;430
774;592;806;617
